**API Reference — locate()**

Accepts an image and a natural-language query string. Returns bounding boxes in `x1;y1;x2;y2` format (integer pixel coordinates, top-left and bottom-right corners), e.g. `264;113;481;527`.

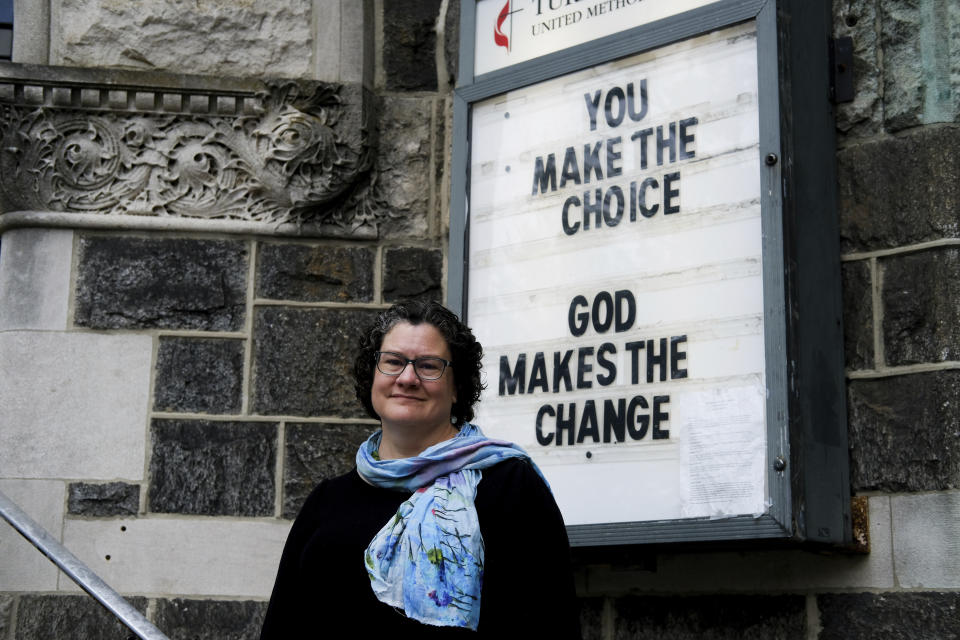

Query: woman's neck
378;423;459;460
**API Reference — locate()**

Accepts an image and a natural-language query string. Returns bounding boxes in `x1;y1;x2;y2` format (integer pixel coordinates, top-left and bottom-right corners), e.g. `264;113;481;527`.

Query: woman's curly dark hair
354;300;486;427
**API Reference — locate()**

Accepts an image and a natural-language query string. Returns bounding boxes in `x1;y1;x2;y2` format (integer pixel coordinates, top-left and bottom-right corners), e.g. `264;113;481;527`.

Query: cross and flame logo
494;0;523;51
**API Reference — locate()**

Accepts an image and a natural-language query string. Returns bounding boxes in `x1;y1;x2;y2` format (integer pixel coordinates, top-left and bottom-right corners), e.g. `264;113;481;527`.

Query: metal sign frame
449;0;850;547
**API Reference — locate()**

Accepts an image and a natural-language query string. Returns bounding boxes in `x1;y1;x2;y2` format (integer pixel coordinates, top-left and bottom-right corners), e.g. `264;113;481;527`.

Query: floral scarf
356;423;545;630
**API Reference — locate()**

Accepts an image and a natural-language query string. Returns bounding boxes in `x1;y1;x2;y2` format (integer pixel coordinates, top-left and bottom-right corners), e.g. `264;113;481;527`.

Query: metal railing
0;490;170;640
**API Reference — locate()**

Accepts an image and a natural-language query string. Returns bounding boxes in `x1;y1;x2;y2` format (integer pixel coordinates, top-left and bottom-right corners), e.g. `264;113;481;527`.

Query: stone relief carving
0;74;383;232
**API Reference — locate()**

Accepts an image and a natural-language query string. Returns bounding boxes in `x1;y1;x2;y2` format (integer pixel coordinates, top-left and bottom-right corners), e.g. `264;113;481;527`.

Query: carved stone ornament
0;63;383;235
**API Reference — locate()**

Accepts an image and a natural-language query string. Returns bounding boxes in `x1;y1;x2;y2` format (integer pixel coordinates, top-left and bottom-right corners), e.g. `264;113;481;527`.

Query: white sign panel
467;21;766;526
474;0;719;75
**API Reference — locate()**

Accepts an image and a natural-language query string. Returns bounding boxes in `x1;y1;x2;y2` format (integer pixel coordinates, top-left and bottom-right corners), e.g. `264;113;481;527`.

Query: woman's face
371;321;457;435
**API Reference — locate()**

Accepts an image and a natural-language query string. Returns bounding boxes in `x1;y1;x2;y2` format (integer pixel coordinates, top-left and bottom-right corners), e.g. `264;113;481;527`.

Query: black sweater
260;458;582;639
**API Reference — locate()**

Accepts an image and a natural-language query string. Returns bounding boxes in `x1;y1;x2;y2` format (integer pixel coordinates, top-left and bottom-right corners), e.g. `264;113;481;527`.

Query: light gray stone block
61;517;290;598
12;0;50;63
0;479;64;591
0;331;152;480
892;491;960;588
0;228;73;331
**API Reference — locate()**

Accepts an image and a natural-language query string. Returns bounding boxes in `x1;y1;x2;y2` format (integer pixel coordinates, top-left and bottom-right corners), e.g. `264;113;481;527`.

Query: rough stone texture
881;248;960;365
67;482;140;517
149;420;276;517
374;96;434;238
154;599;267;640
612;594;806;639
14;594;148;640
879;1;959;131
54;0;312;78
252;306;379;417
818;592;960;640
847;371;960;491
154;337;245;414
382;246;443;302
383;0;442;91
75;235;248;331
579;597;605;640
837;126;960;253
841;260;873;370
891;492;960;588
443;0;460;86
282;422;374;518
0;594;11;638
255;242;375;303
832;0;882;139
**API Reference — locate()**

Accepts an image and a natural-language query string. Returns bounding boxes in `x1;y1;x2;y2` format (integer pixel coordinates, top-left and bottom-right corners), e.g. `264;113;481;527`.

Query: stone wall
1;1;958;639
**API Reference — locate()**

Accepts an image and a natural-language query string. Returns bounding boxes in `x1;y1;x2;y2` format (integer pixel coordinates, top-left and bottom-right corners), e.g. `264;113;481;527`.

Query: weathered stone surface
0;595;11;638
68;482;139;517
256;242;375;303
891;492;960;589
579;597;605;640
283;422;374;518
154;599;267;640
612;594;806;639
55;0;312;78
149;420;276;516
382;247;443;302
252;306;378;417
14;594;148;640
881;248;960;365
832;0;882;139
837;126;960;253
383;0;442;91
154;337;245;414
880;1;959;131
847;371;960;491
75;235;248;331
443;0;460;86
818;592;960;640
842;260;873;370
374;96;434;237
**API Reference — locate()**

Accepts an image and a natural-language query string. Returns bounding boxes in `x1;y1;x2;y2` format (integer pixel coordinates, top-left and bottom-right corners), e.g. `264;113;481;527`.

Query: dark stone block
382;247;443;303
847;371;960;491
375;96;434;237
838;127;960;253
74;235;248;331
283;422;374;518
255;242;374;303
881;248;960;365
251;306;379;417
154;337;245;414
818;592;960;640
579;597;605;640
154;599;267;640
613;594;806;640
68;482;140;516
149;419;277;516
15;594;148;640
443;0;460;85
841;260;873;370
383;0;442;91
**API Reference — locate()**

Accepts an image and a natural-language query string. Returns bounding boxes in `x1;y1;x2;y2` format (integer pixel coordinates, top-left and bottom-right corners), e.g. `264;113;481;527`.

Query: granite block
841;260;873;370
612;594;806;640
282;422;374;518
383;0;443;91
149;419;277;516
14;594;148;640
881;248;960;365
154;599;267;640
382;246;443;303
251;306;378;417
256;242;374;303
847;371;960;491
68;482;140;517
818;592;960;640
154;337;245;414
375;96;434;237
74;235;247;331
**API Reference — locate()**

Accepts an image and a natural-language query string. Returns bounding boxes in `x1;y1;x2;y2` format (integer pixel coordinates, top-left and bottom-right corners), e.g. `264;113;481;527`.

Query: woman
260;301;581;638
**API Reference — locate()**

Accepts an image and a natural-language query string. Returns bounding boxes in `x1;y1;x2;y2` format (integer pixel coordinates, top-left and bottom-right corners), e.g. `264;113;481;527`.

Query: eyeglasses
374;351;452;381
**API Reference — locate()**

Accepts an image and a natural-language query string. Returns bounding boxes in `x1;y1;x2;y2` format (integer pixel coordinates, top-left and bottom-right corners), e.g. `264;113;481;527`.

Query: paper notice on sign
679;384;766;518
